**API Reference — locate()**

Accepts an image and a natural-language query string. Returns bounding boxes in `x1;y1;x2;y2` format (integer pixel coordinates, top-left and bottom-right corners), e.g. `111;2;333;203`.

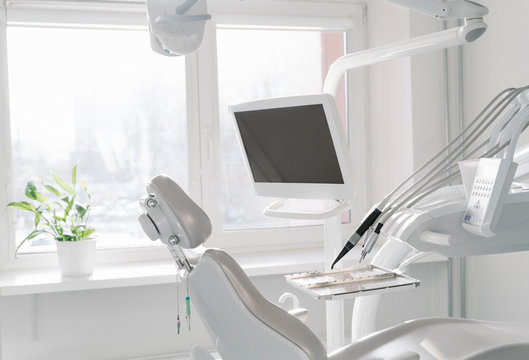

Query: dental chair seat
330;317;529;360
190;248;529;360
189;248;328;360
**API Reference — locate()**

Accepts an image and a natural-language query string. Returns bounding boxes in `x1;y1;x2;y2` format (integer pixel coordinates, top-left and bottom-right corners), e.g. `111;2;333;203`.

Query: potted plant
7;164;96;277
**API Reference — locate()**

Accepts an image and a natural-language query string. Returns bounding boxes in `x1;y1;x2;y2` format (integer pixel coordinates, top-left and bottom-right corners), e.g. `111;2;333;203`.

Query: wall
461;0;529;322
366;0;415;203
366;0;448;202
0;262;447;360
0;1;453;359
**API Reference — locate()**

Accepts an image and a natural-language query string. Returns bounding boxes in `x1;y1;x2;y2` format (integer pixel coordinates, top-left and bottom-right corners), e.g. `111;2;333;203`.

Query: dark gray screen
234;104;344;184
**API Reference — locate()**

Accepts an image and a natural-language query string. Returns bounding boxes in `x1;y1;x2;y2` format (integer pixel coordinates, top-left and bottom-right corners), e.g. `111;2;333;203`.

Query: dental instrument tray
286;265;420;300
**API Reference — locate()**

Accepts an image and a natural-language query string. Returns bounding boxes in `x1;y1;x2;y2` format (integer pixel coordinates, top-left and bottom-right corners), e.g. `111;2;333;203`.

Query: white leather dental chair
139;175;529;360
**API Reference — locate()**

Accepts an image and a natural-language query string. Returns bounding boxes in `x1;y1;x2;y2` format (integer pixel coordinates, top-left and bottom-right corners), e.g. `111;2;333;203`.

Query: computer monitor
229;94;355;200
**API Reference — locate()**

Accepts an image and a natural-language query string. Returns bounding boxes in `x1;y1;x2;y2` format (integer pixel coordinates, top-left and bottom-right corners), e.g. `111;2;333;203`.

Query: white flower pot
56;239;96;277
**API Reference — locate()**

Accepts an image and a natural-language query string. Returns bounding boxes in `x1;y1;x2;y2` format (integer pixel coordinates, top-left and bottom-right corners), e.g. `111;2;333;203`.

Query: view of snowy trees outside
7;26;344;252
8;27;187;251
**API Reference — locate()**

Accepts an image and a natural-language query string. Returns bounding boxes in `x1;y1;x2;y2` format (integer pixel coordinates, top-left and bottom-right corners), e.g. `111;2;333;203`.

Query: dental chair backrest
140;175;328;360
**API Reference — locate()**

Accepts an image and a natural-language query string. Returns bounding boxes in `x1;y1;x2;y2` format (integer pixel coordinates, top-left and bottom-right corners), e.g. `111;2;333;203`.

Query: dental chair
139;175;529;360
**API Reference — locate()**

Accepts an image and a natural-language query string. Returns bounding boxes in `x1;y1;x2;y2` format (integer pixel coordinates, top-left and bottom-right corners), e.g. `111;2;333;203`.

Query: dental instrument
372;87;529;258
332;86;529;266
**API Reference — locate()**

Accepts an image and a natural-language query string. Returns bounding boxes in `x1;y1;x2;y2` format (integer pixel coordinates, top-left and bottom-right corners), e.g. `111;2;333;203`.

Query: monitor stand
263;198;350;352
263;198;349;220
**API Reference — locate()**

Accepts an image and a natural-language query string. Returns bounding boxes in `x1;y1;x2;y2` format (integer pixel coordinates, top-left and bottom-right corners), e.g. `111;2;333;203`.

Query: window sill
0;246;446;297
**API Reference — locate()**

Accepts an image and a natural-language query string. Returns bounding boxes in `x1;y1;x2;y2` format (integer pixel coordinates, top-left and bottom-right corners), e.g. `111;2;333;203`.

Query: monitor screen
230;94;354;200
234;104;344;184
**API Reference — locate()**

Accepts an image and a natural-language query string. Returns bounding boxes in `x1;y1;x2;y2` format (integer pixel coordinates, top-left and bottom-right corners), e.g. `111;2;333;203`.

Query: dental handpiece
330;208;382;269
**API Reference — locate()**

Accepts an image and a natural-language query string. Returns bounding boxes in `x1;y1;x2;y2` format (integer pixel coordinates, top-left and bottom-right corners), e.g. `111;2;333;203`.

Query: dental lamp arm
176;0;199;15
323;18;487;100
323;0;488;96
387;0;488;20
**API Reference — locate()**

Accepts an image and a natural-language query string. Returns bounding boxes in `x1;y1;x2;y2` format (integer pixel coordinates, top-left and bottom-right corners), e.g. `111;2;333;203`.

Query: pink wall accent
321;33;346;131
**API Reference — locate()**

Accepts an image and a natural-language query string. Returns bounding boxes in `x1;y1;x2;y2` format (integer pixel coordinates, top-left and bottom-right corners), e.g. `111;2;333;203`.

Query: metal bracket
168;235;193;273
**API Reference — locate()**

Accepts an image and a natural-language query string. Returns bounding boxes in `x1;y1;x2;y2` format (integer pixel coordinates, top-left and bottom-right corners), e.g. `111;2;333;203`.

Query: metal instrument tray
286;265;420;300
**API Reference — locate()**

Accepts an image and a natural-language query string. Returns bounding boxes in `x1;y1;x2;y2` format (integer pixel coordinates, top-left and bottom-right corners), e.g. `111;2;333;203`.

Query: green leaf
75;204;87;218
81;228;95;239
7;201;36;212
34;211;41;228
44;184;61;197
35;192;48;203
25;180;38;200
52;173;75;195
61;234;75;242
25;229;44;241
64;197;74;218
60;196;69;204
72;164;78;186
53;215;65;222
15;229;46;256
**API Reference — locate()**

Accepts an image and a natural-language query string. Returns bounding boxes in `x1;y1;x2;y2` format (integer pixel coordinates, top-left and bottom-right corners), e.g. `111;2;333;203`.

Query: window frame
0;0;368;270
203;3;369;254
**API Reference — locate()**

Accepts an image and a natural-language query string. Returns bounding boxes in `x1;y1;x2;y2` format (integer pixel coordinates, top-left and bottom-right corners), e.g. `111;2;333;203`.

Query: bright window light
7;27;187;253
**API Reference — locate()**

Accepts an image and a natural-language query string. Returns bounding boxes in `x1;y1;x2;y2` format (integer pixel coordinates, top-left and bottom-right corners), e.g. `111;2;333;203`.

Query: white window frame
201;1;369;254
0;0;368;270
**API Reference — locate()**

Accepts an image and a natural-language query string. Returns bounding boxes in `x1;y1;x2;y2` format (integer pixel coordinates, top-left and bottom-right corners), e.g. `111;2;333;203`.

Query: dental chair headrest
138;175;212;248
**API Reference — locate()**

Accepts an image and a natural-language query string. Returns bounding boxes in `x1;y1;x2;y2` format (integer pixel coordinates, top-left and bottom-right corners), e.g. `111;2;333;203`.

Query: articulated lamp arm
324;19;486;96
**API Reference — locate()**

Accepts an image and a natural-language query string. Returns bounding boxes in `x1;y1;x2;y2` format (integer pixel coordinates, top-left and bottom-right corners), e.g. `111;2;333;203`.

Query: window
217;29;345;230
8;26;187;253
0;0;364;266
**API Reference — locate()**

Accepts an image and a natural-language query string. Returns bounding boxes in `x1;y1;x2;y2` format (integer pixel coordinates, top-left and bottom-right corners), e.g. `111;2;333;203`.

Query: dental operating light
146;0;211;56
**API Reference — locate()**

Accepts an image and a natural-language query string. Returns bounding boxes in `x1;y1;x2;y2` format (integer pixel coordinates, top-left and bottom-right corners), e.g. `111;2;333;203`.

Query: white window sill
0;246;446;297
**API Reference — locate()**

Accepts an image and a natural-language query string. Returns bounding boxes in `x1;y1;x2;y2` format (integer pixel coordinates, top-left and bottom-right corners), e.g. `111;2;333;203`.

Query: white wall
366;0;415;203
366;0;448;202
461;0;529;322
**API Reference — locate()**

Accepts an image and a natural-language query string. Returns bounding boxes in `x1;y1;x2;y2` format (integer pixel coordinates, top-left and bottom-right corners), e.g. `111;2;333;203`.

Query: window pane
217;29;344;230
8;27;187;253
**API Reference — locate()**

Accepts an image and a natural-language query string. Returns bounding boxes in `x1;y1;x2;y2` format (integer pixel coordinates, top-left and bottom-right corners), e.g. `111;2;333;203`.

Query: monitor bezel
229;94;355;200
